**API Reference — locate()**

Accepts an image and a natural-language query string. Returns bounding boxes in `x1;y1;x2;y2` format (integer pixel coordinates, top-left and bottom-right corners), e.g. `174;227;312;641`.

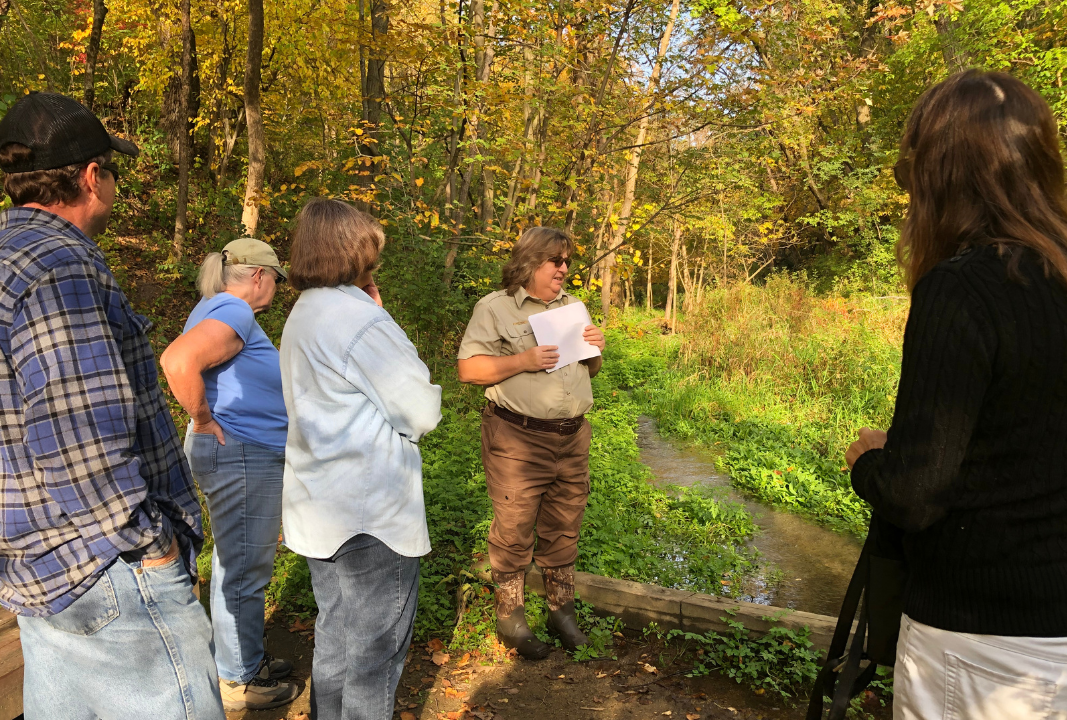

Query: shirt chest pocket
504;323;535;354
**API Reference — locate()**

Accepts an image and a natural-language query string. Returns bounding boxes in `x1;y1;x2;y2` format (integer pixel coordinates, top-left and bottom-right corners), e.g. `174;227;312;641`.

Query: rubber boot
543;565;589;651
493;569;551;660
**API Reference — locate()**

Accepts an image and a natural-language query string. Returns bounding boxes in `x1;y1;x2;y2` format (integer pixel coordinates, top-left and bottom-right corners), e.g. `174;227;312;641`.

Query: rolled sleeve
457;301;502;359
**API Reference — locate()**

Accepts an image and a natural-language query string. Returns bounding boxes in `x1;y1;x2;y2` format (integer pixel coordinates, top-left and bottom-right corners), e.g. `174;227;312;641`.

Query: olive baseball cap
222;237;288;280
0;92;140;173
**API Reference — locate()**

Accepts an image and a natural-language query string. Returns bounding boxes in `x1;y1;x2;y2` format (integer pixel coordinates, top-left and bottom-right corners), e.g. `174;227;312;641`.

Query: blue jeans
18;556;225;720
185;427;284;683
307;534;420;720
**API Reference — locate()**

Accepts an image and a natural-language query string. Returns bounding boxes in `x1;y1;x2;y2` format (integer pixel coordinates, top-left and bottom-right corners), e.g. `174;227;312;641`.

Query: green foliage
266;547;317;618
669;613;821;701
612;278;906;536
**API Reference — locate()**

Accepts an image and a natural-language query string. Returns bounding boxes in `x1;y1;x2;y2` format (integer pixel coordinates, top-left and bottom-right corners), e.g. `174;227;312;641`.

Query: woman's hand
524;345;560;371
193;417;226;445
846;427;888;469
356;271;383;307
362;278;383;307
583;324;606;351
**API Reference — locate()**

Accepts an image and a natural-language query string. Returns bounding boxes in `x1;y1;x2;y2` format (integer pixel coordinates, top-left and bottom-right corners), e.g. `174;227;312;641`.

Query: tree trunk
219;107;245;184
241;0;265;237
83;0;108;110
444;1;466;216
171;0;194;262
207;18;233;183
645;243;653;310
524;109;548;215
499;42;537;236
358;0;390;208
476;0;497;231
665;221;681;323
934;9;970;72
602;0;680;319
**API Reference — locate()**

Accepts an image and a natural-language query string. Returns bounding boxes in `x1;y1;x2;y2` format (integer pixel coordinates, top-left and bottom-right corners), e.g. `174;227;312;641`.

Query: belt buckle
559;418;579;434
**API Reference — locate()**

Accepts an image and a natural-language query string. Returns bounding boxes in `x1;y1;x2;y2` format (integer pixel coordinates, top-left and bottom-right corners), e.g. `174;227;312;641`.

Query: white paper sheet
527;302;601;373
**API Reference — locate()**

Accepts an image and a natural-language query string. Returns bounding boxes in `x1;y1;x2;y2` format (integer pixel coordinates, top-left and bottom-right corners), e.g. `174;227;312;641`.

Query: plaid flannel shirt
0;208;203;617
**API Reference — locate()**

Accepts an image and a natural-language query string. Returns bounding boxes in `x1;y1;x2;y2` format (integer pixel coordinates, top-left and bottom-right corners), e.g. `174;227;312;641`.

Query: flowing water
636;416;862;617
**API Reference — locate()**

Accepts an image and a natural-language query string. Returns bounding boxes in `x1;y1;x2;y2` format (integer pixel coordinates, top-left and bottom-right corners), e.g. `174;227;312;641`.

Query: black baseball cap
0;92;139;174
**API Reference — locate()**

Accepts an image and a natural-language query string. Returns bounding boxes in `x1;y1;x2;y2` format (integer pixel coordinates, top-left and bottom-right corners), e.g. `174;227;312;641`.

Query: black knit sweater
852;244;1067;637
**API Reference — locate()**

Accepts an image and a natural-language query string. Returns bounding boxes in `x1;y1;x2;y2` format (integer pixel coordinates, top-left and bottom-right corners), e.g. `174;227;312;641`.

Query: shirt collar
514;286;564;308
0;207;101;256
337;283;377;305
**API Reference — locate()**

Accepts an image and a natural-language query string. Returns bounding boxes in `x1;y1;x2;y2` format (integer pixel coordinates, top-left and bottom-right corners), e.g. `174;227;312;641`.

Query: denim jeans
185;427;284;683
307;534;420;720
18;556;225;720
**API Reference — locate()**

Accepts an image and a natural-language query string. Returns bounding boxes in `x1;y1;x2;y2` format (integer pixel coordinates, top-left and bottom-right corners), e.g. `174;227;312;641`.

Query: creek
636;416;862;618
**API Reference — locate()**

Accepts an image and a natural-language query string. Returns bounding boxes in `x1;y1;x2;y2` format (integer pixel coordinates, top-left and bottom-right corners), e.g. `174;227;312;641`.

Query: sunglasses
101;163;121;183
547;255;570;268
259;267;286;283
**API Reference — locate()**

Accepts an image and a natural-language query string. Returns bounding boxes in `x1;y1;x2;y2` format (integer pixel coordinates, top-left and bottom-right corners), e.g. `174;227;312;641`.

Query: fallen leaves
432;651;450;666
400;714;417;720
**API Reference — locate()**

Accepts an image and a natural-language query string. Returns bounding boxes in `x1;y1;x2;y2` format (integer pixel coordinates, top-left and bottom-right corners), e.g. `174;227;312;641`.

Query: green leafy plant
670;612;821;701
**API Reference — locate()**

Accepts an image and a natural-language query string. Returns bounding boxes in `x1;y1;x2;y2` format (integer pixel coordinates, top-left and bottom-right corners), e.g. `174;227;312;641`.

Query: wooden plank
0;612;22;720
473;560;848;651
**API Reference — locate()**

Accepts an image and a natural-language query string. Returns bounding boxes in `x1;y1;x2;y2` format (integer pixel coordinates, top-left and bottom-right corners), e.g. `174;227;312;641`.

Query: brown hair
501;226;575;295
1;143;112;206
289;197;385;291
896;70;1067;290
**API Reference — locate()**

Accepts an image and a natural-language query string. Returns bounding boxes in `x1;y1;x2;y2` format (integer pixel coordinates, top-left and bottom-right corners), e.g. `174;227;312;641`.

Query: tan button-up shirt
458;288;594;419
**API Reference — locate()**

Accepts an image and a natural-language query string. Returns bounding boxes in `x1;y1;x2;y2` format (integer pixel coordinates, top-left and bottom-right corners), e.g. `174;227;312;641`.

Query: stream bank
636;417;861;618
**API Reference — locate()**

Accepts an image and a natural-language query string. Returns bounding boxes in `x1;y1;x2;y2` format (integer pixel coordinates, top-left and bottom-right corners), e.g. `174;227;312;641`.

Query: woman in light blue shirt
161;238;298;712
280;198;442;720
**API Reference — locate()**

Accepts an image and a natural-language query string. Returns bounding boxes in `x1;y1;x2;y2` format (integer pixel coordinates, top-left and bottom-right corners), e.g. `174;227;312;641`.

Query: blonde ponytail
198;252;226;298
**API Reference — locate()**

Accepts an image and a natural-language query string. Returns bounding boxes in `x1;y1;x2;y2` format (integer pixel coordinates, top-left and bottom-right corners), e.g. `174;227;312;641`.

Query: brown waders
481;405;591;658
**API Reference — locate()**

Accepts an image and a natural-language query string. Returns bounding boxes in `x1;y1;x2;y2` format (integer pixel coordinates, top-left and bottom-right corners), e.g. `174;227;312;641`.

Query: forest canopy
1;0;1064;337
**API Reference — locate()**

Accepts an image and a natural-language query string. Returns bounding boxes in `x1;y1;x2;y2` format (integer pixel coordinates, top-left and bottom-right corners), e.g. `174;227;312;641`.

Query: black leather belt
488;402;585;435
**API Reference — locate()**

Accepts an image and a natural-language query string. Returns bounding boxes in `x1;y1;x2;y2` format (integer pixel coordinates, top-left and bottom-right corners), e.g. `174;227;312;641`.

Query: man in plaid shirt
0;94;224;718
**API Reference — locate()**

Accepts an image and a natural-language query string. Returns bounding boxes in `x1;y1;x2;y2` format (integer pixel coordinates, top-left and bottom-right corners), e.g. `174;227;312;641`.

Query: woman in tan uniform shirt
458;227;606;659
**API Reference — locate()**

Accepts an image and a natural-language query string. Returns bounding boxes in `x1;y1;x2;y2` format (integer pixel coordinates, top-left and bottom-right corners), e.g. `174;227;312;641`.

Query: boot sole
222;686;300;711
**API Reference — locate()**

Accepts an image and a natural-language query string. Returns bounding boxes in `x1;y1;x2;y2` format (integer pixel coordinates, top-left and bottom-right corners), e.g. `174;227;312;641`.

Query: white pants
895;614;1067;720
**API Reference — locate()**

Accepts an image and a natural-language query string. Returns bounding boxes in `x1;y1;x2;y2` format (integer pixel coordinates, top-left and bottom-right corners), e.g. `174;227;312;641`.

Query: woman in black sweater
846;71;1067;719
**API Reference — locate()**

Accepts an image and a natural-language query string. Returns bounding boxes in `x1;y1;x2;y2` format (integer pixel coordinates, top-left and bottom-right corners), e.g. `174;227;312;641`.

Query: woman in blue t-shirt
160;238;297;713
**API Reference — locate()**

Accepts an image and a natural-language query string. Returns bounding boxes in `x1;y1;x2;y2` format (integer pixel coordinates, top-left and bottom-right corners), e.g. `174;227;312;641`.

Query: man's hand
524;345;560;371
846;427;888;469
142;537;179;568
192;416;226;445
583;324;606;351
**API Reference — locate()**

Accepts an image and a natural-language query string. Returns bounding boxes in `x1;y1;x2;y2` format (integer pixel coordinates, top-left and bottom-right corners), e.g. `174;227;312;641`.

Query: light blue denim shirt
279;285;442;559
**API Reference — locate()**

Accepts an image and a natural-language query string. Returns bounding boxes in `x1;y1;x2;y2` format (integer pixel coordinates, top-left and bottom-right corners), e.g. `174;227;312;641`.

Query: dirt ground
227;622;892;720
